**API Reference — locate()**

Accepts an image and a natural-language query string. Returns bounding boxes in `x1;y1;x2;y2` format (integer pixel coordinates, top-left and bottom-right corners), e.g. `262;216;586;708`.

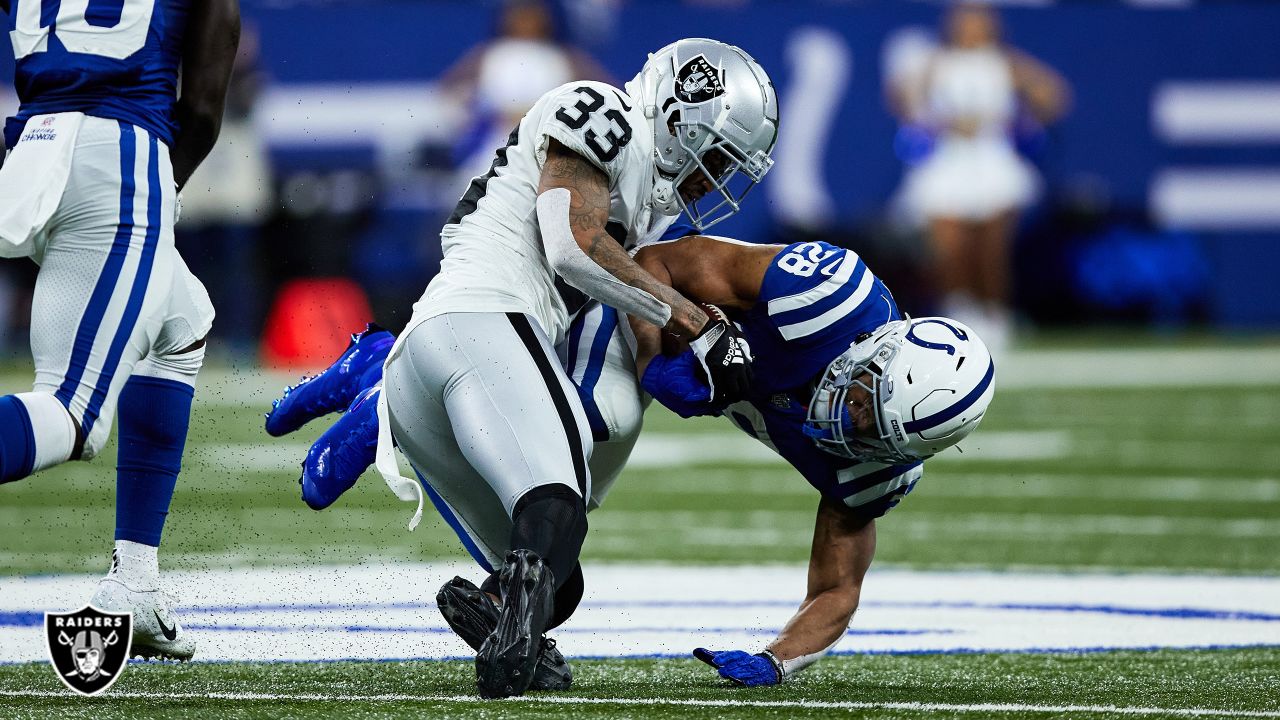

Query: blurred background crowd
3;0;1277;366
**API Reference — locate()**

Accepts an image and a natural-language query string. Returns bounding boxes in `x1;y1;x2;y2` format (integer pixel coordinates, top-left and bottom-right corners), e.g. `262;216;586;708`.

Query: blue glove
641;350;719;418
693;648;782;687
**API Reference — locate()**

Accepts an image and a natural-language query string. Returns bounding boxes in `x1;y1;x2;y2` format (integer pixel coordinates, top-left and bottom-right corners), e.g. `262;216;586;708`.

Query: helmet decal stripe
902;358;995;435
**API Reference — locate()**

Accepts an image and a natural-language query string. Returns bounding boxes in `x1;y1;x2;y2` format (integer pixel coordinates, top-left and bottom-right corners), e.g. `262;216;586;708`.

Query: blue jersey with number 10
726;241;924;522
5;0;188;148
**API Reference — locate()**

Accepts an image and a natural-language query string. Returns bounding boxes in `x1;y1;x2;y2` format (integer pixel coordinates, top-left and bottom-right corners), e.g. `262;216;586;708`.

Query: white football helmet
804;317;995;464
626;38;779;231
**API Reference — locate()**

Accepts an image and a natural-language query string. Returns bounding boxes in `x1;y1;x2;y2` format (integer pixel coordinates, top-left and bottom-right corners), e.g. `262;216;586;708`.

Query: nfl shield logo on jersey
45;606;132;696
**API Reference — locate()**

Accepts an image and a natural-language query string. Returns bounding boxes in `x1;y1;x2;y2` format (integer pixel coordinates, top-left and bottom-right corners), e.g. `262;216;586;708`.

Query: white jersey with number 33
410;80;664;346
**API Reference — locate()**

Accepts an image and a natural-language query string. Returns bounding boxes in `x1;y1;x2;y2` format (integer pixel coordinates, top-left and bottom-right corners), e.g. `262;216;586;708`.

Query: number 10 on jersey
10;0;155;60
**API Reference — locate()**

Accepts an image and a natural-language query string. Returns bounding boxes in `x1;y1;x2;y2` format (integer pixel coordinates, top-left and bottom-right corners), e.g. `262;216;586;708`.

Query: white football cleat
89;576;196;661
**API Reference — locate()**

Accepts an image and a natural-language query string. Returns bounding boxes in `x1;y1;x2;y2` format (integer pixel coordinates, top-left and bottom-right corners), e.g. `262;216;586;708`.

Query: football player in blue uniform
0;0;240;660
266;232;994;690
630;235;995;686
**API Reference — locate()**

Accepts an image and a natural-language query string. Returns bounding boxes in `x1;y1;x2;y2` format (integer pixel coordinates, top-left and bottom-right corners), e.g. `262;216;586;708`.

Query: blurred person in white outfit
442;0;610;184
892;4;1067;353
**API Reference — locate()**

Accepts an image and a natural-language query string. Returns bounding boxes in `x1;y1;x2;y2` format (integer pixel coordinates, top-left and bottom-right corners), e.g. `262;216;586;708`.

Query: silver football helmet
626;38;779;231
804;318;995;464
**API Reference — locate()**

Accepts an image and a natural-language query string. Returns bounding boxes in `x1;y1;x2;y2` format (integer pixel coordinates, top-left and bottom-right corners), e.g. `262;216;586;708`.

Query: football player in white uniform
272;226;997;690
269;232;994;691
372;39;775;697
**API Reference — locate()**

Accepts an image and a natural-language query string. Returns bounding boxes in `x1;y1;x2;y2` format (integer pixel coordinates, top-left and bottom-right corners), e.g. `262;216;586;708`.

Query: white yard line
202;429;1072;473
4;564;1278;664
196;346;1280;408
0;689;1276;717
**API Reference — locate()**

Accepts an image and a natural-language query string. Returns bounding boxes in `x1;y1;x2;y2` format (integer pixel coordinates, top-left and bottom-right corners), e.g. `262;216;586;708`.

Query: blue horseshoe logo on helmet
905;319;968;355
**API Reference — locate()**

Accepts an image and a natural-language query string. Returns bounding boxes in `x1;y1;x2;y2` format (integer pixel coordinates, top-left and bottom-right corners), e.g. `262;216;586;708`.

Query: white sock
14;392;76;472
112;539;160;588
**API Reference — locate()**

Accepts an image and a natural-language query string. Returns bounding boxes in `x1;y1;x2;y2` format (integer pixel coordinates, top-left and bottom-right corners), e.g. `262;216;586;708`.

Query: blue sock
0;396;37;483
115;375;194;546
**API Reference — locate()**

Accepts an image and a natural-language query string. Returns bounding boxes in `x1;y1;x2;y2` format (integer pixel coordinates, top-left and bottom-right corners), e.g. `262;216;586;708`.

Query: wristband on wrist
755;649;785;684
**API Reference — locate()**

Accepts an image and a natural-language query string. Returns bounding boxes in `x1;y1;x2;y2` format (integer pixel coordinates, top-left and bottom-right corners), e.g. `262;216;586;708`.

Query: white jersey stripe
835;461;897;484
568;306;605;387
842;469;917;508
777;265;875;341
766;252;858;316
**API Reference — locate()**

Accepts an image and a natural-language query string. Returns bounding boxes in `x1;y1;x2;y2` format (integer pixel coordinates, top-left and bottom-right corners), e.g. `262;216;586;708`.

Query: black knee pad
547;562;584;631
510;483;587;592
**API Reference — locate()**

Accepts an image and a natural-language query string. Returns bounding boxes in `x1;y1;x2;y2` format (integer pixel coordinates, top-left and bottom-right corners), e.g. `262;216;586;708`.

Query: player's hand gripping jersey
650;241;926;522
411;80;674;347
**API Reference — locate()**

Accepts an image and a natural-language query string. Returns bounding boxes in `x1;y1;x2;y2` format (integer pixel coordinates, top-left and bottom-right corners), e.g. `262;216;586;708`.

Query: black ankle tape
547;562;584;630
510;484;587;593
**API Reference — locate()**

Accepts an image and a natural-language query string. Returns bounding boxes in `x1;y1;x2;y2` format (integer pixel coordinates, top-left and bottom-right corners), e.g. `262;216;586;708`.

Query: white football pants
0;114;213;458
385;304;645;571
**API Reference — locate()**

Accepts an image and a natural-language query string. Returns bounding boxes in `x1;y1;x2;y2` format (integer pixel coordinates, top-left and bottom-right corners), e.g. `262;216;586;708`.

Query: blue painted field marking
4;600;1279;627
174;625;951;637
2;642;1279;667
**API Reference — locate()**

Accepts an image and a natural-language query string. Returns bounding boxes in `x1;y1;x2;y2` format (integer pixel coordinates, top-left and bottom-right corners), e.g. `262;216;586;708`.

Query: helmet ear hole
956;356;966;370
665;108;682;133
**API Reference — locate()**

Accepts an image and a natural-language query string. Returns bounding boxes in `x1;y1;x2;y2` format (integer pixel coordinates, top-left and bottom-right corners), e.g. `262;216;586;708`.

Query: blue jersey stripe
576;305;616;442
777;263;876;341
55;121;137;415
769;256;865;326
903;358;995;435
565;304;587;378
415;469;494;573
834;462;922;503
82;131;162;436
767;251;856;316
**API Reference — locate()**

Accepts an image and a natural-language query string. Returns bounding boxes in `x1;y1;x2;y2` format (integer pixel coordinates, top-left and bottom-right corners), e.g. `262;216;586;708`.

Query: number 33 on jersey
538;81;659;249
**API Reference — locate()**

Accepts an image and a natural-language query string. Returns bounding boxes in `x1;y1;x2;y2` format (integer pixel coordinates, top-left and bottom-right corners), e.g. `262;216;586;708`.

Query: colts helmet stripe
902;358;995;435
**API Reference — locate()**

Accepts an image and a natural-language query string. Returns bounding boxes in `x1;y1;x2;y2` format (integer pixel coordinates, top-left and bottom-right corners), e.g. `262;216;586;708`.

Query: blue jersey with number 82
739;241;900;394
5;0;188;148
726;241;921;521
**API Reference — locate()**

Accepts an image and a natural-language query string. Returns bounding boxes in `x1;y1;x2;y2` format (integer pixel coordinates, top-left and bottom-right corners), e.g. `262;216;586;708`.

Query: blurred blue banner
6;0;1278;325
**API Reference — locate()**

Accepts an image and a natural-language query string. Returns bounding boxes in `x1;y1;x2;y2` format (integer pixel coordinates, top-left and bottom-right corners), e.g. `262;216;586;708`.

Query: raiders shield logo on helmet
45;606;132;696
674;54;726;104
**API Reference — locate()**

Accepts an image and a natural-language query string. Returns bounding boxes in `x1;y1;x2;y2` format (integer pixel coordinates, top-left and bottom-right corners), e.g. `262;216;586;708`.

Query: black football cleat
437;576;572;691
475;550;556;698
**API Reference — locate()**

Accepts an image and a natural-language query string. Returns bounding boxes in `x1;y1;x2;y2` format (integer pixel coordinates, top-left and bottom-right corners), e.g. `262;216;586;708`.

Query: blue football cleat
265;323;394;437
300;384;381;510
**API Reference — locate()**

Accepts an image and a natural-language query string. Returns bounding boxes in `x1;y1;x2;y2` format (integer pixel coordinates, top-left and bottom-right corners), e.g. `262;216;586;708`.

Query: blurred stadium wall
4;0;1277;333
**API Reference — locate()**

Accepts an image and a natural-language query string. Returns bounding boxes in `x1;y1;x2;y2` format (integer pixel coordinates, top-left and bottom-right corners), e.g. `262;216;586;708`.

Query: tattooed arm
536;138;709;337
